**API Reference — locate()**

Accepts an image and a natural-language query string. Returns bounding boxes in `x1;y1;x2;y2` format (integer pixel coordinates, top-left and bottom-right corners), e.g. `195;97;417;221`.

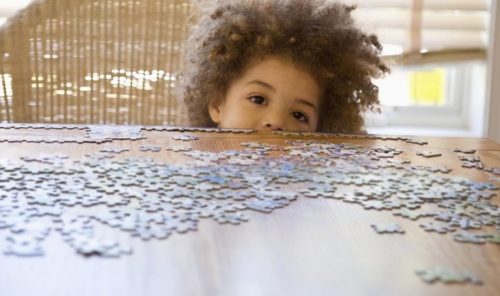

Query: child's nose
261;113;285;131
263;123;283;131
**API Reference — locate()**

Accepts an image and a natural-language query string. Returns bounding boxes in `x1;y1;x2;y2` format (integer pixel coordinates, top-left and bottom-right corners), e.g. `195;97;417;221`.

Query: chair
0;0;193;125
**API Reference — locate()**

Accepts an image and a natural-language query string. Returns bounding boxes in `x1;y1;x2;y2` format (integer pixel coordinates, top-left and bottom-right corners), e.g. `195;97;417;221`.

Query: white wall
0;1;33;27
487;0;500;142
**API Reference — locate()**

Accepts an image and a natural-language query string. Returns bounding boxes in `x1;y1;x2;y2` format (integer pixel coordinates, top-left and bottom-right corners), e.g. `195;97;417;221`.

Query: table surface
0;124;499;296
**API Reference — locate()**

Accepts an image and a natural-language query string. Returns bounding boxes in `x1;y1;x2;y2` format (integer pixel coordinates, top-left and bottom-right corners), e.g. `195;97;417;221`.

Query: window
366;61;487;133
346;0;492;136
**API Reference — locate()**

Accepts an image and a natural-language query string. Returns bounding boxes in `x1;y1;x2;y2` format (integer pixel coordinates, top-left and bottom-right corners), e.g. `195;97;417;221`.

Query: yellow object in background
409;68;446;106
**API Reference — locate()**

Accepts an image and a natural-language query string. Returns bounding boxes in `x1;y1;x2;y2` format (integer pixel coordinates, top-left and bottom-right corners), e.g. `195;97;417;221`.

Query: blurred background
0;0;498;139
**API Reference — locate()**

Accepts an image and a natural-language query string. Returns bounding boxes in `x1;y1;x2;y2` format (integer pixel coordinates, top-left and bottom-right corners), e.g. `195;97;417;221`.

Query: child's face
209;56;321;131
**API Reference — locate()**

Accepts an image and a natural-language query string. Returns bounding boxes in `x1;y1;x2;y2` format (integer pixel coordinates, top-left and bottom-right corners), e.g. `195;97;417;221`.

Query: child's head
182;0;389;133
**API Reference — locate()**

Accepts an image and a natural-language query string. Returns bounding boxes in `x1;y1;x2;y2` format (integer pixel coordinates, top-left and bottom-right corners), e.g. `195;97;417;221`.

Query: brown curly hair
181;0;389;133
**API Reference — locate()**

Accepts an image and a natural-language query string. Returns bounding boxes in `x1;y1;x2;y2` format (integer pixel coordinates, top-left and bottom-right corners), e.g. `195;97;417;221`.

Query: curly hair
181;0;389;133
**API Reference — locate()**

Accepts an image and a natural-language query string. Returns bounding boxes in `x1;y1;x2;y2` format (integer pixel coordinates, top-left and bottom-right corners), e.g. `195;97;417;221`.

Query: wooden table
0;124;499;296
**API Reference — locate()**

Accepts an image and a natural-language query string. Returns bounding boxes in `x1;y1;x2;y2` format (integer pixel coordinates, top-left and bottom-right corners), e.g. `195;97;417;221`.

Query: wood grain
0;126;499;296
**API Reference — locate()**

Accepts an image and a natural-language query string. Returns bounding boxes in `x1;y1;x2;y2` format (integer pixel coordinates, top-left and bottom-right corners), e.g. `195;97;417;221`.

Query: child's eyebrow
246;80;275;92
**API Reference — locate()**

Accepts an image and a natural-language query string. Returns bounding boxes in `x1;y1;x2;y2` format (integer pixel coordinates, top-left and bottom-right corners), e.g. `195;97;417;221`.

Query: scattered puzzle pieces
0;127;499;264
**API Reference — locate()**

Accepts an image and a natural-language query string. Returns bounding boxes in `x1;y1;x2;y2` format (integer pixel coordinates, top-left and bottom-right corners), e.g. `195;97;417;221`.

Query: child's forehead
238;54;324;88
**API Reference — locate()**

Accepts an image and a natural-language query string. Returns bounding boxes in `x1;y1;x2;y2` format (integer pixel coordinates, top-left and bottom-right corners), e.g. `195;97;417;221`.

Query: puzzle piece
420;222;456;234
448;217;482;230
3;237;44;257
371;223;405;234
69;234;132;257
405;138;428;145
164;218;198;234
245;198;289;213
453;232;490;244
458;155;480;163
415;267;481;285
416;151;442;158
299;185;336;198
487;233;500;244
483;167;500;175
86;126;143;141
139;145;162;152
213;212;249;225
392;209;434;220
165;145;192;152
172;134;199;141
100;146;130;154
452;148;476;154
131;223;173;241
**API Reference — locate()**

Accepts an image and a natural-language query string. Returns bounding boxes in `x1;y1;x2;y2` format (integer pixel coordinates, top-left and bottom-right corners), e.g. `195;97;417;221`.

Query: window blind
346;0;491;64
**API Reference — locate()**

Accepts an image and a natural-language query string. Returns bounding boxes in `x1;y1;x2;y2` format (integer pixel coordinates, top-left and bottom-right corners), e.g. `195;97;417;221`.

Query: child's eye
248;95;267;105
292;111;309;123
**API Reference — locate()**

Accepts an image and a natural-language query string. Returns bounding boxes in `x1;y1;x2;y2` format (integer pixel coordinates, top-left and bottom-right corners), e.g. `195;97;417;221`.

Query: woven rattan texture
0;0;192;125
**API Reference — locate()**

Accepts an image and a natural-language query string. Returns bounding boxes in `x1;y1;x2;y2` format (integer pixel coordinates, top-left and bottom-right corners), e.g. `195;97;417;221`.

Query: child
181;0;389;133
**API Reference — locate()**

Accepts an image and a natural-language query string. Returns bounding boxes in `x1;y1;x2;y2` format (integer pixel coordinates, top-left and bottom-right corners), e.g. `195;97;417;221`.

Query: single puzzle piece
99;146;130;154
3;239;44;257
392;209;435;221
165;145;192;152
139;145;162;152
483;166;500;175
299;185;336;198
164;218;198;234
371;223;405;234
448;217;482;230
458;155;481;163
487;233;500;244
416;151;442;158
69;234;132;257
131;223;173;241
3;230;47;257
420;222;456;234
453;232;491;244
434;210;456;222
361;200;389;211
415;267;482;285
461;161;484;169
172;134;199;141
451;148;476;154
86;126;143;141
245;198;290;213
405;138;428;145
213;212;249;225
